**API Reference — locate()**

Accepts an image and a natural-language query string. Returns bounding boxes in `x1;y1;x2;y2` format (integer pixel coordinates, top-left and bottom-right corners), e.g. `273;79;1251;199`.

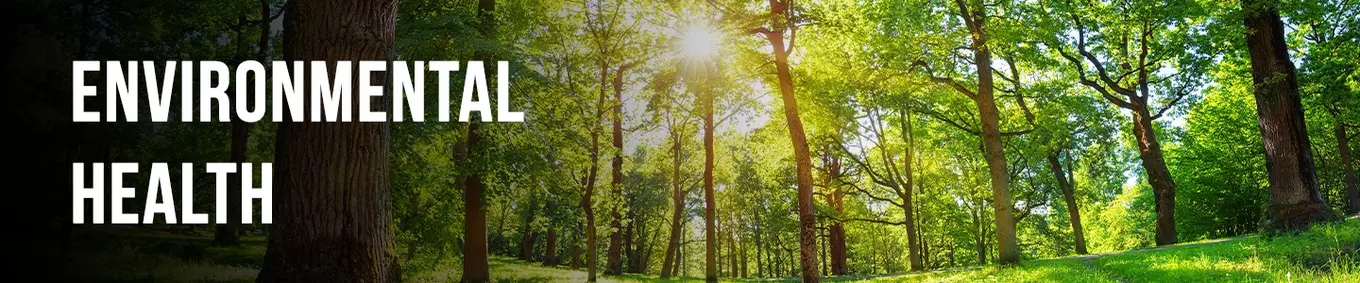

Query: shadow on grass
65;226;264;283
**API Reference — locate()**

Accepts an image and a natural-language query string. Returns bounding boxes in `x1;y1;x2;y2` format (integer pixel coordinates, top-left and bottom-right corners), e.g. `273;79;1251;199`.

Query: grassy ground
65;218;1358;282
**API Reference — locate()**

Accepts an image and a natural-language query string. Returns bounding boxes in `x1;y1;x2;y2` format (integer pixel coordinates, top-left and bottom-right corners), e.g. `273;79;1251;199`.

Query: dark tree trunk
571;241;583;269
754;211;764;277
516;197;538;261
214;33;247;247
543;229;558;266
819;227;828;275
581;55;612;283
626;212;646;273
620;215;633;272
829;215;847;275
660;127;686;278
729;229;739;277
761;1;819;280
740;233;749;277
1047;152;1087;254
1338;112;1360;214
519;230;538;260
902;111;923;271
605;66;627;275
627;212;647;273
256;0;398;281
217;0;271;246
584;151;599;282
459;0;499;280
519;194;538;260
462;164;491;282
702;83;718;282
1242;0;1340;230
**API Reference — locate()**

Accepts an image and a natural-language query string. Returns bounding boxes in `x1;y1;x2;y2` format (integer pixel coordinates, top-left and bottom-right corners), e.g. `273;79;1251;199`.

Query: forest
10;0;1360;282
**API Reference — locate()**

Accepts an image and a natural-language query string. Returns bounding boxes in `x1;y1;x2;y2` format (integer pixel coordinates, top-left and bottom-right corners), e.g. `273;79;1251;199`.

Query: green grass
67;218;1358;282
1090;219;1359;282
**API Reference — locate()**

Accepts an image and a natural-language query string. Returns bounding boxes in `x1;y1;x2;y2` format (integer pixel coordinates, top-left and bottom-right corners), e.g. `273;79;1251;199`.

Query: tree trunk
581;54;612;283
819;226;828;275
762;1;820;280
217;47;247;246
1242;0;1340;231
462;163;491;282
740;233;749;277
1337;111;1360;214
1129;108;1181;245
620;215;633;272
605;66;627;275
627;212;647;273
729;229;739;277
1047;152;1087;254
543;229;558;266
956;0;1018;265
519;196;539;260
703;85;718;282
901;111;923;271
660;128;686;278
256;0;398;281
458;0;499;280
754;211;764;277
972;206;987;265
571;240;583;269
519;229;537;260
677;218;687;276
217;0;271;247
584;151;599;282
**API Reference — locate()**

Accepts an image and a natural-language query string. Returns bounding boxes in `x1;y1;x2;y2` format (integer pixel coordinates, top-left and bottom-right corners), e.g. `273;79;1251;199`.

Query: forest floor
62;216;1357;282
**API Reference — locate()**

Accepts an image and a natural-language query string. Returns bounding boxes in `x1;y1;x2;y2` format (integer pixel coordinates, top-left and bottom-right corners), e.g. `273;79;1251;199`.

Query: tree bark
761;0;820;280
627;211;647;273
954;0;1018;265
1046;152;1087;254
660;126;686;278
1337;111;1360;214
256;0;398;281
543;228;558;266
902;111;923;271
458;0;499;280
702;83;718;282
1242;0;1339;231
519;195;539;260
1126;107;1180;246
462;162;491;282
605;65;628;275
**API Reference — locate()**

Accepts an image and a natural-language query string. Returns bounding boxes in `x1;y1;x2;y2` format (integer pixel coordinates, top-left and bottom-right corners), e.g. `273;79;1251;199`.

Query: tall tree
747;0;822;279
701;68;719;282
1240;0;1339;231
913;0;1021;265
255;0;399;281
459;0;500;281
215;0;273;247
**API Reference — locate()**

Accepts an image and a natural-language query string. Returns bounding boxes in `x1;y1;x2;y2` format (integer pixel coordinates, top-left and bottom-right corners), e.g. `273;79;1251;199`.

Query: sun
680;21;720;60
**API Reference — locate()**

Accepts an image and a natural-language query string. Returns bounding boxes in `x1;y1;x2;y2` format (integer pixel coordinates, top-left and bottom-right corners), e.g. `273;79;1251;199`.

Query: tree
255;0;399;281
1045;0;1212;246
747;0;823;279
215;0;275;247
1240;0;1339;231
911;0;1021;265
